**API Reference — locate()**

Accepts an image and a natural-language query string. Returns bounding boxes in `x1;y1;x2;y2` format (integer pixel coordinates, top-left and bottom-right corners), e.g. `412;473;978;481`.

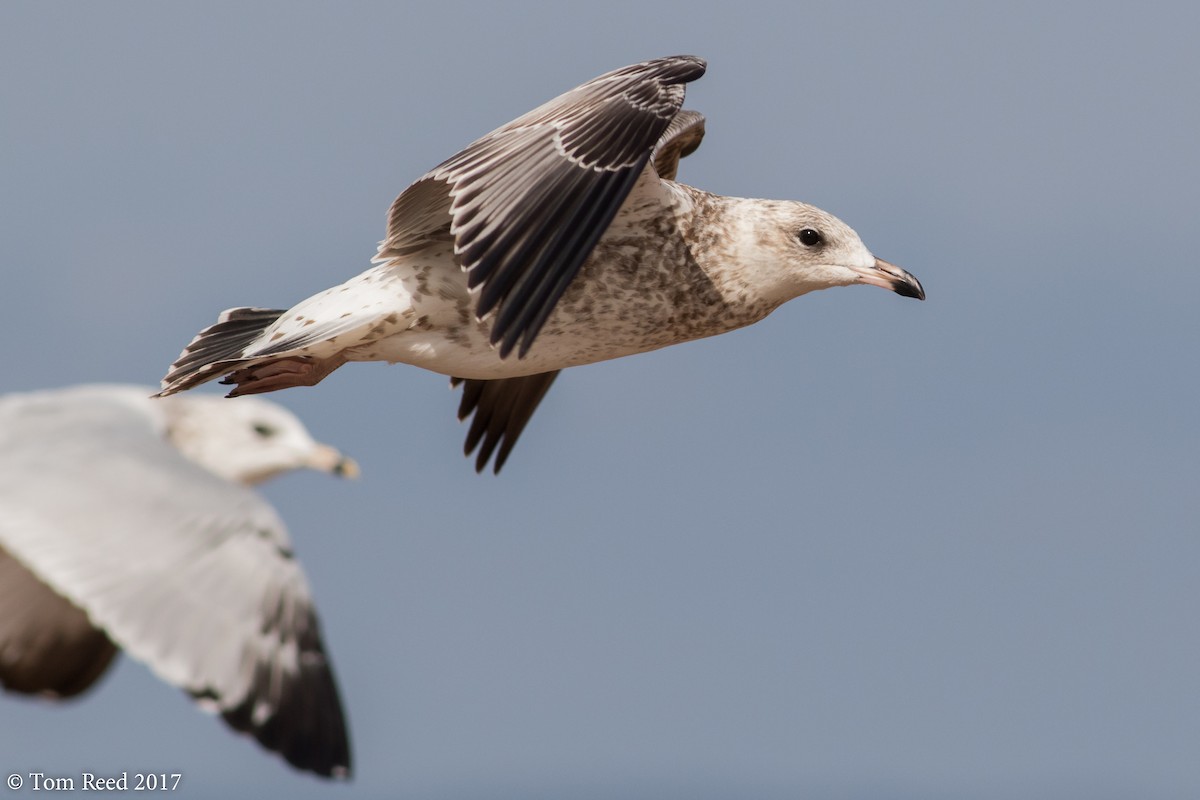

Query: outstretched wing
0;389;351;778
379;55;707;358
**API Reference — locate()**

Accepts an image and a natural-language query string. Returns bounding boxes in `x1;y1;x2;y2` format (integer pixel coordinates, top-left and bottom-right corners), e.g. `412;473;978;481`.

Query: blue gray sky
2;2;1199;798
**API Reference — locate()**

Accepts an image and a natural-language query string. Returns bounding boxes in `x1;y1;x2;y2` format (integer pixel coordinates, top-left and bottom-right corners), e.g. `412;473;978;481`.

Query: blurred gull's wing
0;388;350;778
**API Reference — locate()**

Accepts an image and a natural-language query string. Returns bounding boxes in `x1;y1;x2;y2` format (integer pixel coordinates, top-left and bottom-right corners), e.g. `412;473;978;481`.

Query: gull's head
743;200;924;303
159;394;359;485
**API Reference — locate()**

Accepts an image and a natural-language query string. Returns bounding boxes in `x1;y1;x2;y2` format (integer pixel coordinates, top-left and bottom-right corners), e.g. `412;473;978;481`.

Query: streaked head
745;200;924;303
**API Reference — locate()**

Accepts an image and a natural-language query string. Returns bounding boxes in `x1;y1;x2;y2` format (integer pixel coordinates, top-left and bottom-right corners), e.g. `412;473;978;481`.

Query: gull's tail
157;307;286;397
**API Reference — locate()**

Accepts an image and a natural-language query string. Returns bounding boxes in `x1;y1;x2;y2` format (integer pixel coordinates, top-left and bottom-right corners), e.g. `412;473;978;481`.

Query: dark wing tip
452;372;560;474
217;658;352;779
653;55;707;83
212;614;352;779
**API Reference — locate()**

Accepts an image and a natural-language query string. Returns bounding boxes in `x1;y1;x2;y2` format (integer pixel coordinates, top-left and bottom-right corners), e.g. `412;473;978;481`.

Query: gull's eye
252;423;277;438
797;228;823;247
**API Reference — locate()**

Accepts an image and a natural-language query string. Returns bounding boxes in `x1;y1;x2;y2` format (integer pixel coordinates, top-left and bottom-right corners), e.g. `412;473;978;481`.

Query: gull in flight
159;55;924;472
0;384;357;778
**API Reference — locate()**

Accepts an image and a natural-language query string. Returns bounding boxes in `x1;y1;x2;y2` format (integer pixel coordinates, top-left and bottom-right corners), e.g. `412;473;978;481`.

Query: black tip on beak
893;276;926;301
872;258;925;301
331;456;360;479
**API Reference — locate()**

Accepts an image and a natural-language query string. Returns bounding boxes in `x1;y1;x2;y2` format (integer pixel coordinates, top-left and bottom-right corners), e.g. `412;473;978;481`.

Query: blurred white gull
159;55;924;472
0;384;357;778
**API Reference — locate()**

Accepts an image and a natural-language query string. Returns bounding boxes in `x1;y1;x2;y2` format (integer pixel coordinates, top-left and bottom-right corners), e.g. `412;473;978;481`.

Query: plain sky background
2;2;1199;798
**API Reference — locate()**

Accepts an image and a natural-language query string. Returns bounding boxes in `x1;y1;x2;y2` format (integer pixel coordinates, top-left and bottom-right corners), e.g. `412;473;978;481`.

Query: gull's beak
852;258;925;301
306;443;361;479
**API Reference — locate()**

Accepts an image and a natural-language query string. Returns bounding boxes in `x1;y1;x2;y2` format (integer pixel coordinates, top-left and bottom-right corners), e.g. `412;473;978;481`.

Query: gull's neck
669;185;810;314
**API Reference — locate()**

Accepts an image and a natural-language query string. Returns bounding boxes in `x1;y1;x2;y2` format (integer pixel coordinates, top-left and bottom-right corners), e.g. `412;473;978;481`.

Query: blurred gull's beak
307;443;360;479
852;258;925;300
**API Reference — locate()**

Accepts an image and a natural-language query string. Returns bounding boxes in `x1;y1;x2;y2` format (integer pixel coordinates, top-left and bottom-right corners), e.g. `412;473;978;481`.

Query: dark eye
797;228;823;247
252;423;277;438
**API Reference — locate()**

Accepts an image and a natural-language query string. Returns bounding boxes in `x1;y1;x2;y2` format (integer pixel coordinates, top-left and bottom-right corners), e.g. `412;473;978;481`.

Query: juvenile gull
0;385;357;778
159;55;924;472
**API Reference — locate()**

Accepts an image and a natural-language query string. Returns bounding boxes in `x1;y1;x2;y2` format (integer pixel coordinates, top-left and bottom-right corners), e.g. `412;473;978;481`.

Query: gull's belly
346;291;698;380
